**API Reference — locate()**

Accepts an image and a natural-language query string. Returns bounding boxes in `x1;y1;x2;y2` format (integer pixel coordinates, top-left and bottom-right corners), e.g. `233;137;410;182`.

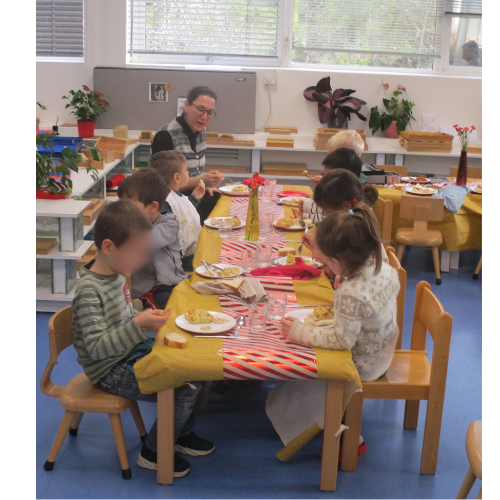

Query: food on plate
304;306;334;327
231;185;249;193
278;247;296;257
394;183;406;190
218;278;245;291
415;174;427;182
283;197;303;206
164;332;188;349
300;257;319;268
200;265;242;278
411;183;435;194
286;252;296;265
209;215;241;227
275;217;310;229
303;218;313;226
200;326;214;332
185;309;229;324
231;215;242;227
474;184;482;193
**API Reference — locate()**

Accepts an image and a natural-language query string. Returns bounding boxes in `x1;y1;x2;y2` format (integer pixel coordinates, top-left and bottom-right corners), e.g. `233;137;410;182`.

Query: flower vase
385;121;399;139
77;120;95;138
456;150;468;186
244;189;260;241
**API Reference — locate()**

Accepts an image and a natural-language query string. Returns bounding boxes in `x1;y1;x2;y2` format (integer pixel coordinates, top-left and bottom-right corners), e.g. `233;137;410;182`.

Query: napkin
250;258;322;281
106;173;125;190
432;184;468;213
192;278;267;303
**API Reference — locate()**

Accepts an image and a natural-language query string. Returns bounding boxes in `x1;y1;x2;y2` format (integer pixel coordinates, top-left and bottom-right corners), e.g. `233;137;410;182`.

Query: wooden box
77;243;96;271
90;159;105;170
264;126;298;135
468;144;482;154
206;133;255;147
206;131;219;138
83;198;107;225
95;136;129;159
113;125;128;139
100;149;116;163
138;130;154;143
36;237;58;255
262;161;307;176
266;137;294;148
313;128;368;151
399;132;453;153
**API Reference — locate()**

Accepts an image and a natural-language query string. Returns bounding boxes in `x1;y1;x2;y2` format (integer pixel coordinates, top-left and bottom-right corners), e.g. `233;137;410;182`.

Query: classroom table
134;185;362;492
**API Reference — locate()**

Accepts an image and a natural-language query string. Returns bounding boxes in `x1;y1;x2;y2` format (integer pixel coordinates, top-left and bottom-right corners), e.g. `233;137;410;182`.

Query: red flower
243;178;251;186
381;82;389;90
95;91;103;97
471;125;476;130
397;85;406;91
82;85;91;92
453;124;459;129
464;127;469;131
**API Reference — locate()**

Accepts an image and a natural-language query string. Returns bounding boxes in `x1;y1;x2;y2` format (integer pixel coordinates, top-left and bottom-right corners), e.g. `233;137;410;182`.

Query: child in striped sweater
72;201;214;478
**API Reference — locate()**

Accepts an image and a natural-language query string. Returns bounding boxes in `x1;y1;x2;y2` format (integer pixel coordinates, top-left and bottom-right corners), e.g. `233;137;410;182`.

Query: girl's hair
316;204;383;278
327;130;364;157
187;86;217;103
314;169;378;209
322;148;363;177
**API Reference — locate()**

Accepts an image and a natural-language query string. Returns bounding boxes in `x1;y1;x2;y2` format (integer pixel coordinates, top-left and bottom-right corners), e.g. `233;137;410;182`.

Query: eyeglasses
189;102;217;119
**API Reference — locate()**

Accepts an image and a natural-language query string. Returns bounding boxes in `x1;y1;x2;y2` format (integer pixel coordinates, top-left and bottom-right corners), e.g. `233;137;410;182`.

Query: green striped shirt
72;263;148;383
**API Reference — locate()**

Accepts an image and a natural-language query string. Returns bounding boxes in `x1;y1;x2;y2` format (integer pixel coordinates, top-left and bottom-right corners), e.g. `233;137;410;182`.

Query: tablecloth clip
335;424;349;438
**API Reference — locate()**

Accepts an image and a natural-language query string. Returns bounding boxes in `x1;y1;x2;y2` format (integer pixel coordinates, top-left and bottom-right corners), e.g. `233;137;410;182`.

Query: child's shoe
175;432;215;456
137;445;190;477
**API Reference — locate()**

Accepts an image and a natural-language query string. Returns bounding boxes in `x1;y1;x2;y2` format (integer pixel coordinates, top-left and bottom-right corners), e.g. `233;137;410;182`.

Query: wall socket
264;70;277;85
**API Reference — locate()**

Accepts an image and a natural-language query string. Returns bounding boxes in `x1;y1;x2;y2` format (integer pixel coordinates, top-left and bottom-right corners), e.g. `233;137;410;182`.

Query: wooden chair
395;196;444;284
373;197;393;247
374;164;409;176
340;281;453;475
457;421;482;499
473;256;482;280
450;166;482;179
385;246;407;350
41;306;148;479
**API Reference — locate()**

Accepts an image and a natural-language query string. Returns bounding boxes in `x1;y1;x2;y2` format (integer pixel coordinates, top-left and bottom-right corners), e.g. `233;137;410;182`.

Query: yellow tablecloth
377;187;482;252
134;185;361;394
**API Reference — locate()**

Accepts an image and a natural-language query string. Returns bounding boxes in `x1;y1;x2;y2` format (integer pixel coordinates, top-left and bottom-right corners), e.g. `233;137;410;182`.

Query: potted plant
36;103;98;199
303;76;367;128
62;85;109;138
369;82;416;138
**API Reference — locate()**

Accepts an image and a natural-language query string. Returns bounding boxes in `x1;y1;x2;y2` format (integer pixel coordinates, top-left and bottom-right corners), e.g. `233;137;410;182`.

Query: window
292;0;444;70
128;0;282;63
36;0;85;59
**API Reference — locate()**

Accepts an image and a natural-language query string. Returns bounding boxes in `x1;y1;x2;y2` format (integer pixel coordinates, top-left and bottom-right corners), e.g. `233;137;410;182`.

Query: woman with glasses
151;86;224;222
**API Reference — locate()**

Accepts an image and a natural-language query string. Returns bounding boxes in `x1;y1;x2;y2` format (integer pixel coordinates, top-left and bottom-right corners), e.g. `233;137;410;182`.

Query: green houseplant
62;85;109;138
369;82;416;138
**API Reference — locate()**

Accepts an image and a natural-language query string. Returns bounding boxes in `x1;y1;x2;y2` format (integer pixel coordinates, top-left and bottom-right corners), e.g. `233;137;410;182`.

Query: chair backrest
40;306;74;398
373;197;393;247
450;166;482;179
374;164;409;176
385;246;407;350
399;196;444;247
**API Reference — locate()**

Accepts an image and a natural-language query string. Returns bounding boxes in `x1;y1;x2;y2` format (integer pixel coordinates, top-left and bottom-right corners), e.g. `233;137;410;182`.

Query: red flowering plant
243;173;267;191
453;124;476;152
62;85;110;121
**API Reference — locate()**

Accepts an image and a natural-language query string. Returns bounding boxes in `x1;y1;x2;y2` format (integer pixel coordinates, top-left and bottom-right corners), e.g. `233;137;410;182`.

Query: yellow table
134;185;361;491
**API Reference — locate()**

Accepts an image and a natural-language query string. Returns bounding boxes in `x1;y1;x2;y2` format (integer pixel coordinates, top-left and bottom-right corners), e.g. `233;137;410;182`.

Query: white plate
285;309;314;323
402;177;431;184
204;216;244;229
175;311;236;334
273;218;314;231
277;256;321;268
280;196;303;207
470;185;482;195
219;185;251;196
195;263;244;279
405;185;438;196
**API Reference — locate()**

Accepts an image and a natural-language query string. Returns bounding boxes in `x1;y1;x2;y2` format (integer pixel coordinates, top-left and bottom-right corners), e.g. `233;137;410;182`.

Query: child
118;169;187;310
149;150;205;272
72;201;214;478
266;205;400;448
326;129;365;156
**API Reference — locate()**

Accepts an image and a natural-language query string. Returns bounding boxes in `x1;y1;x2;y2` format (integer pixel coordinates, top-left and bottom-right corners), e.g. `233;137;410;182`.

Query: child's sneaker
175;432;215;456
137;445;190;478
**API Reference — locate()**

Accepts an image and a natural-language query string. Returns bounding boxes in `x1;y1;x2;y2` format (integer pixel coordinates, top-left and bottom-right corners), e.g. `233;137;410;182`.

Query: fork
297;226;308;257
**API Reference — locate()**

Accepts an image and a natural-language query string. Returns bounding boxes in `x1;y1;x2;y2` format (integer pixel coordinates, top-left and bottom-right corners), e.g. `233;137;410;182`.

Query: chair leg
340;391;363;471
473;256;482;279
44;410;76;471
69;412;84;437
108;413;132;479
457;466;476;499
432;247;441;285
396;244;406;263
477;486;482;499
129;401;148;442
403;400;420;430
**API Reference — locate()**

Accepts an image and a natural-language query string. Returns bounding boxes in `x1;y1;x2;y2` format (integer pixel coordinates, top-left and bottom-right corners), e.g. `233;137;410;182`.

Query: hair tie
349;209;356;216
353;198;358;206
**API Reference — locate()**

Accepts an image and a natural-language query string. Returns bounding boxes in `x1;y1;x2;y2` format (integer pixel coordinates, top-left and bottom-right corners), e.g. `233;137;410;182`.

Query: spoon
272;257;281;266
233;316;246;337
297;226;308;257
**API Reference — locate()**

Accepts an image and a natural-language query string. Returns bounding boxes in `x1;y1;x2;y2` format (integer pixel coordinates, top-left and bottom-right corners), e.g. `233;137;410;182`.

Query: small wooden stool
457;421;482;499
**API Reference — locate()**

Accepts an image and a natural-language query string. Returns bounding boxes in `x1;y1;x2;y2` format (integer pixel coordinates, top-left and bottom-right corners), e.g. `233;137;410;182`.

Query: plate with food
405;184;438;196
401;175;431;184
280;197;305;207
276;190;310;198
219;184;251;196
277;254;321;268
273;217;314;231
204;215;243;229
285;306;334;327
195;263;244;279
470;184;482;195
175;309;236;334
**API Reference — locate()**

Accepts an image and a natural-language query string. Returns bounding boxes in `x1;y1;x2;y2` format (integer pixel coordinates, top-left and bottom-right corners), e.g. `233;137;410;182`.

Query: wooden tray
399;131;453;143
138;130;154;143
266;137;294;148
262;161;307;175
264;126;298;134
399;137;453;153
77;243;96;271
36;237;58;255
83;198;107;225
95;136;129;159
113;125;128;139
314;128;368;151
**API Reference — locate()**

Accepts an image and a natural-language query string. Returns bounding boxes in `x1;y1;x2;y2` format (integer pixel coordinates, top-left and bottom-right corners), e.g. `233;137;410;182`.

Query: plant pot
244;189;260;241
456;150;467;186
36;190;68;200
77;120;95;138
385;121;400;139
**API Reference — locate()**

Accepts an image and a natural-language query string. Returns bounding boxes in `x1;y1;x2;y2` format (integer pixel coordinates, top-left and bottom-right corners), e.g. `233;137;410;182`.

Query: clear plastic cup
241;248;255;272
266;178;277;195
260;211;273;231
218;217;233;239
255;243;273;268
248;302;268;332
268;292;288;320
260;183;273;203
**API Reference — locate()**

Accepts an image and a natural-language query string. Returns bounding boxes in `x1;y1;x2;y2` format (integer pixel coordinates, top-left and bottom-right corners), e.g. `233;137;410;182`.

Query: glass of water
241;248;255;272
255;243;273;268
260;183;273;203
260;211;273;231
266;178;277;196
218;217;233;239
248;302;268;333
268;292;288;320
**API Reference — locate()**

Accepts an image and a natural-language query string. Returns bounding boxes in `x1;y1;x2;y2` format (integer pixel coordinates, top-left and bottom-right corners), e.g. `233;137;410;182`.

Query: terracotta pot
385;120;400;139
36;190;68;200
456;150;467;186
77;120;95;138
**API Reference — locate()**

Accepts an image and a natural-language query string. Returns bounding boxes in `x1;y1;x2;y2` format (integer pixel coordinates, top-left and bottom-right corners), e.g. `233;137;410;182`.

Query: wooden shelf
36;239;94;260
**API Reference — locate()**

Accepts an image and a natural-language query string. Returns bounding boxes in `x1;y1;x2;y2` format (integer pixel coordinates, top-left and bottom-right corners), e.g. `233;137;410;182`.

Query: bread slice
278;247;297;257
164;332;187;349
219;277;244;291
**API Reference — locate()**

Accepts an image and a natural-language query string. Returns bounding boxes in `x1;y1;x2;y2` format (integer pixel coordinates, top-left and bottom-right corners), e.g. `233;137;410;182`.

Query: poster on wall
149;83;171;102
177;97;187;116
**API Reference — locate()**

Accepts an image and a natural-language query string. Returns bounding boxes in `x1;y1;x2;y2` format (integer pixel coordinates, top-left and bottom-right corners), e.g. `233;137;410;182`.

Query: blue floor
36;248;482;499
